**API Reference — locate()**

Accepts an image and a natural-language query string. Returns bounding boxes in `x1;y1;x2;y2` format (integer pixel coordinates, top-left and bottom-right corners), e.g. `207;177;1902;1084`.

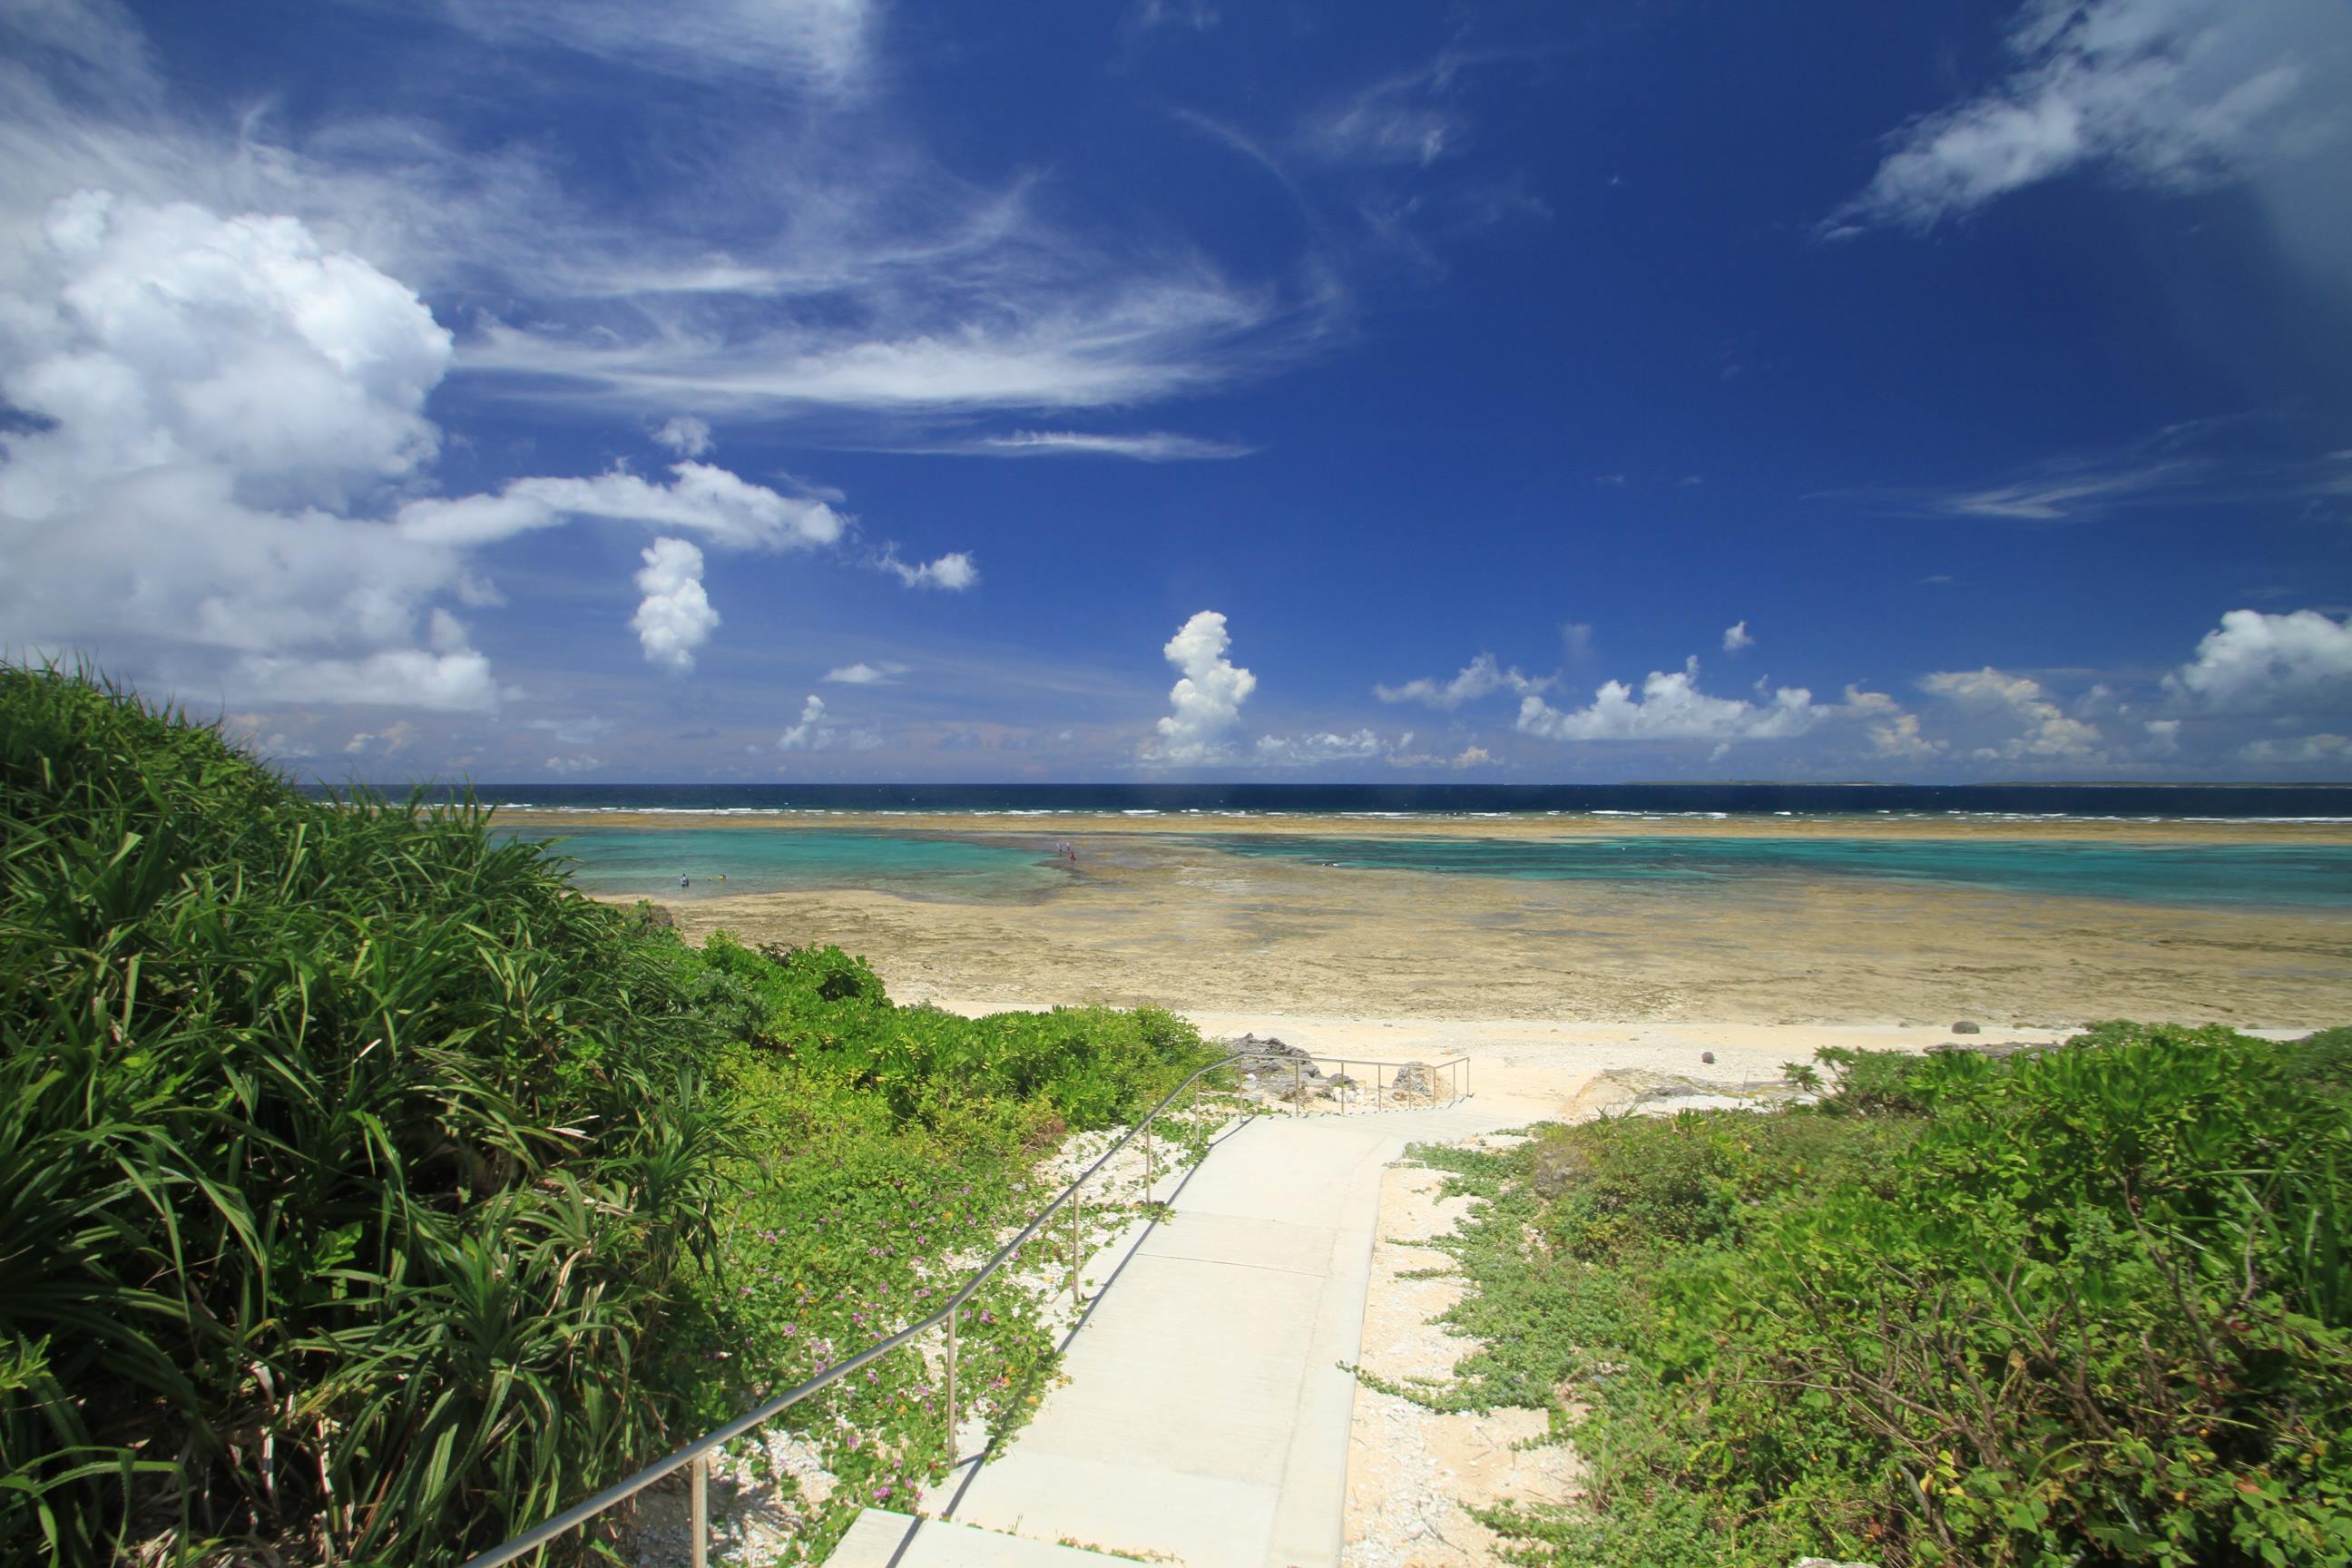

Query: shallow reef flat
603;831;2352;1031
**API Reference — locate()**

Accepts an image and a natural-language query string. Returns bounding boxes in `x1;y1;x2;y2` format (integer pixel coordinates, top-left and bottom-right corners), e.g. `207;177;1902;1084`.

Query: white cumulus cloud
1253;729;1386;766
2163;608;2352;711
630;536;718;674
1516;658;1853;744
0;191;500;707
1149;610;1256;764
877;547;978;591
0;183;882;717
652;415;714;457
775;691;881;751
1918;667;2107;760
1722;620;1755;653
777;693;828;750
1374;652;1551;710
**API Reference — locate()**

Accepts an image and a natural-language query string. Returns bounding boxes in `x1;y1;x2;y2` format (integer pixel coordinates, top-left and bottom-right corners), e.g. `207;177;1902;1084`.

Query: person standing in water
680;874;690;889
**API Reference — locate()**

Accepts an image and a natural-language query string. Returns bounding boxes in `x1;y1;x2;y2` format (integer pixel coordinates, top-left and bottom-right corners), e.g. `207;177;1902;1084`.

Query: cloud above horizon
2167;608;2352;708
950;429;1257;461
1148;610;1256;764
5;0;2348;786
776;691;883;753
1829;0;2352;295
824;661;910;685
403;0;878;93
1375;652;1551;710
0;186;931;713
877;548;979;591
630;537;718;674
1515;658;1867;745
1916;667;2106;761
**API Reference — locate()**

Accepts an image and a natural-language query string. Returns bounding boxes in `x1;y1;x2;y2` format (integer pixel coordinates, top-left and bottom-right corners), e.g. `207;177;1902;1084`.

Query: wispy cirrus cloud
1825;0;2352;301
348;0;878;94
1809;419;2337;523
1926;462;2199;521
461;269;1312;416
2;1;1340;443
1171;44;1549;276
940;429;1257;461
823;661;909;685
1827;0;2348;237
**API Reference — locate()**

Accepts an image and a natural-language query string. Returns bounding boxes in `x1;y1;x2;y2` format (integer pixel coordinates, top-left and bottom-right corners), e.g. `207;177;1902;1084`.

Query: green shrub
645;932;1223;1559
693;929;1213;1132
1813;1042;1949;1116
1533;1109;1916;1262
2279;1025;2352;1105
0;663;1242;1566
0;666;731;1564
1416;1025;2352;1568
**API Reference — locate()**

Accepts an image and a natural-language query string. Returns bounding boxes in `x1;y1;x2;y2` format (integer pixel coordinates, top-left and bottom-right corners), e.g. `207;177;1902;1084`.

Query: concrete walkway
889;1101;1524;1568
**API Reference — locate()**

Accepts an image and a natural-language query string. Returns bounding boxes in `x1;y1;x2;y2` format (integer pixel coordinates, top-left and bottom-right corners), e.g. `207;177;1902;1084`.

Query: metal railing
457;1049;1469;1568
1235;1053;1469;1115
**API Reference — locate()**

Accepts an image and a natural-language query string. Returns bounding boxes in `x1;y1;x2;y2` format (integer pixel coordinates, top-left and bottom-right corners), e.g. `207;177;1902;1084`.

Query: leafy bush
1409;1026;2352;1568
0;667;738;1564
696;929;1212;1132
1534;1108;1916;1261
0;663;1224;1565
644;932;1222;1558
1812;1042;1945;1116
2278;1025;2352;1105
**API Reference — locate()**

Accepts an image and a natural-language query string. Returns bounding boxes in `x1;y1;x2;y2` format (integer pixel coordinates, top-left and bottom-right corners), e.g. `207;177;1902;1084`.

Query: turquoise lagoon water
501;825;1067;903
1195;834;2352;909
510;821;2352;911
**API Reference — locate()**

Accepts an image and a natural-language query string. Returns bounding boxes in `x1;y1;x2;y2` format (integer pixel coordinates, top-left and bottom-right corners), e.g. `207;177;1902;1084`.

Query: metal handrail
1232;1052;1470;1116
456;1048;1468;1568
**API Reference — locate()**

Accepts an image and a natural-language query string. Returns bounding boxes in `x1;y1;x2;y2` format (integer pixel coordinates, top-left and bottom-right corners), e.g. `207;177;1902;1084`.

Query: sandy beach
558;818;2352;1093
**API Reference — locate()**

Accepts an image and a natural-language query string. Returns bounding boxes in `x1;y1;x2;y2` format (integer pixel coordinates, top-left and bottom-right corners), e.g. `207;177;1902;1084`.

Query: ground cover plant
651;934;1223;1562
0;665;1222;1566
1394;1025;2352;1568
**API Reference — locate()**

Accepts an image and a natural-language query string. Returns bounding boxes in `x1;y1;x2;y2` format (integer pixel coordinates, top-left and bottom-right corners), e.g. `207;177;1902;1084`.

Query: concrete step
828;1508;1148;1568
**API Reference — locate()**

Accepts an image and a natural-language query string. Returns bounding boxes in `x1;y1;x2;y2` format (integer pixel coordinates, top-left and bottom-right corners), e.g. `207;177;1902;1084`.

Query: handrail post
1293;1057;1302;1117
1377;1063;1384;1112
455;1058;1250;1568
944;1305;958;1462
690;1454;709;1568
1145;1120;1155;1197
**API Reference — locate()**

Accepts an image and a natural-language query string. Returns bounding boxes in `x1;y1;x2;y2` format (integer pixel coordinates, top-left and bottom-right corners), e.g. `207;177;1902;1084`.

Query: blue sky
3;0;2350;781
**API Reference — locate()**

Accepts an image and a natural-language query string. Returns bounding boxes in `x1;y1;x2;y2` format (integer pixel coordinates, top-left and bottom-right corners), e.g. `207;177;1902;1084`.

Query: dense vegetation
0;667;1218;1566
1406;1026;2352;1567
